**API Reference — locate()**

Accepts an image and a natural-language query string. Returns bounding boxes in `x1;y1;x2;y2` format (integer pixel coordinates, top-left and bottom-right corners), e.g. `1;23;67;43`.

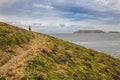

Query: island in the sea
74;30;106;33
108;31;120;33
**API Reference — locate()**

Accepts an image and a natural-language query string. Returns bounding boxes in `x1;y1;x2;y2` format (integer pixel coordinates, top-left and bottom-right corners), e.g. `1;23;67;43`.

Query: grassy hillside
0;22;34;48
0;22;34;66
0;22;120;80
22;37;120;80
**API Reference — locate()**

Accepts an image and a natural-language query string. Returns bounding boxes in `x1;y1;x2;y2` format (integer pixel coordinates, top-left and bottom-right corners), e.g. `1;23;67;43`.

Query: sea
50;33;120;59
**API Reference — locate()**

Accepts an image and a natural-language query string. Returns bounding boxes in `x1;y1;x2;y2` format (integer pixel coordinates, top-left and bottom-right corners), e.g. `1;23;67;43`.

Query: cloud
33;4;53;9
0;0;25;6
0;0;120;33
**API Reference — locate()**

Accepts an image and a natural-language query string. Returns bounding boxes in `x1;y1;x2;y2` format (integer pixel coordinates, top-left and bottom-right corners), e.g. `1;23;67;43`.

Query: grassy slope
0;22;120;80
0;22;33;47
22;36;120;80
0;22;34;66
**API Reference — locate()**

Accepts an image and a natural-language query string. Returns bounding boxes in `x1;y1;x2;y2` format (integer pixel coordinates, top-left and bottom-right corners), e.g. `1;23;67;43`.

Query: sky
0;0;120;33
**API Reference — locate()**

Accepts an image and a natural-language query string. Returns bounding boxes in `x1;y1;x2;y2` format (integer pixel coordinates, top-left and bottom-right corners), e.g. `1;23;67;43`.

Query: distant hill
0;22;120;80
74;30;106;33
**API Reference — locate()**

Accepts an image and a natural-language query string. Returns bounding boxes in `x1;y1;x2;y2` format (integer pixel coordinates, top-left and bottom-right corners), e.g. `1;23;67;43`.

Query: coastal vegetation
0;22;34;67
0;22;34;48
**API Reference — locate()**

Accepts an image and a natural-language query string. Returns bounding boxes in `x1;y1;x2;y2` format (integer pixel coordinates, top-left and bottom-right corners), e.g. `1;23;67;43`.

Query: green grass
0;22;34;49
0;22;34;66
23;36;120;80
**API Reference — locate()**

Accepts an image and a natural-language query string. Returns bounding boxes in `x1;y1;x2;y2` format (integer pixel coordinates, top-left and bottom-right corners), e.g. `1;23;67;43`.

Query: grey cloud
0;0;120;33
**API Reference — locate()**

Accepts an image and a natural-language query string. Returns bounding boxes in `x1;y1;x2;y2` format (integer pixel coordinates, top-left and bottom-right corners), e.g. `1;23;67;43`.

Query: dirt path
0;34;47;80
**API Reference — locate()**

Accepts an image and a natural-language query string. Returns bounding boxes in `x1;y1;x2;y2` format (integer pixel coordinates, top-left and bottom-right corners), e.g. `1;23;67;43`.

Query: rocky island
74;30;106;33
108;31;120;33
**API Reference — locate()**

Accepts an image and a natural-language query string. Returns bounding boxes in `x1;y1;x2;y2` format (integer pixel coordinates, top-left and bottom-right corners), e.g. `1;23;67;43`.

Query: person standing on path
29;26;31;31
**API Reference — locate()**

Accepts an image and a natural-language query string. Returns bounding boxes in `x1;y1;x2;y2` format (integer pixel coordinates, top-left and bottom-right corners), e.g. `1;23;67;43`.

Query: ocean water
50;33;120;58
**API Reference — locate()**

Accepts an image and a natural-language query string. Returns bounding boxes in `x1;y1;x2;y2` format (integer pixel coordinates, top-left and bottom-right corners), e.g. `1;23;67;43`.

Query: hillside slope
0;22;120;80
